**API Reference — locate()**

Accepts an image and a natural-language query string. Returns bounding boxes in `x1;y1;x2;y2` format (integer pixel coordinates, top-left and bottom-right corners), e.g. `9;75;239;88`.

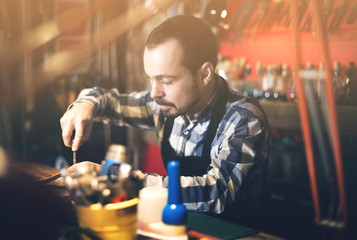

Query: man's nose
150;81;164;99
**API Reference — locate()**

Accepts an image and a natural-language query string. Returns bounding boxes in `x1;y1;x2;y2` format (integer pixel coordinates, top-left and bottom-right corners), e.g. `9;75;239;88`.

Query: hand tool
73;151;77;165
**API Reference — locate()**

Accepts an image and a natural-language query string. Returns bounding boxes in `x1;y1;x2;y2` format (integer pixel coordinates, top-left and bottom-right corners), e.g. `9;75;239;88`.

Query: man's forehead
145;38;181;50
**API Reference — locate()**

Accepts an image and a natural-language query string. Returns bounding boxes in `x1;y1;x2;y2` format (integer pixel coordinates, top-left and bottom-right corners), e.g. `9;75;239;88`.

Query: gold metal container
105;144;133;164
75;198;139;240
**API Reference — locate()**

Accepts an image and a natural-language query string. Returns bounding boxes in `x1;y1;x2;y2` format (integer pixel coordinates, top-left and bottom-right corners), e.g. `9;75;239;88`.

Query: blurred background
0;0;356;239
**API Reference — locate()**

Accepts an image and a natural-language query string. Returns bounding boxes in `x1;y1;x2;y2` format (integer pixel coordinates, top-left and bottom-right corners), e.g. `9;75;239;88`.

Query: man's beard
155;98;180;118
155;82;200;118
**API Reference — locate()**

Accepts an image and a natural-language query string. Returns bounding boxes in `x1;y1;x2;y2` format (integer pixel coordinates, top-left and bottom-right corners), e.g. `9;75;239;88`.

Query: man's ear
199;62;215;86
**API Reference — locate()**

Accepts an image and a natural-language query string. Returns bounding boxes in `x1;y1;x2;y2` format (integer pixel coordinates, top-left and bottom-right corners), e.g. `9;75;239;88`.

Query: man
60;15;270;226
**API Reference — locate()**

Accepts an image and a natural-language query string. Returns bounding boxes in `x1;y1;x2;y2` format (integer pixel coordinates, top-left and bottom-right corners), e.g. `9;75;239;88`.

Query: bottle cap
162;161;187;225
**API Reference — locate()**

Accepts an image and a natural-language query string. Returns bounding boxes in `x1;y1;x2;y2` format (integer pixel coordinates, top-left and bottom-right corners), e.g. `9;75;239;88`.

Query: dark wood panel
260;100;357;135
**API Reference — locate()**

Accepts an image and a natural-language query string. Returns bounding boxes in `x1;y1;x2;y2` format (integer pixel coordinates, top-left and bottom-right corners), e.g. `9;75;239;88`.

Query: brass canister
75;198;139;240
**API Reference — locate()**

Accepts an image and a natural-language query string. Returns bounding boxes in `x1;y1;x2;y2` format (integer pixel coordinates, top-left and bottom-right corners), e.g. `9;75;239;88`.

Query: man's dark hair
145;15;218;76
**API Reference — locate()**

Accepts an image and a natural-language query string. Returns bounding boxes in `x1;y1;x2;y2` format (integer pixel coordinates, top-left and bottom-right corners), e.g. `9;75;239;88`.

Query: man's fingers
60;102;95;151
62;125;74;148
72;124;84;151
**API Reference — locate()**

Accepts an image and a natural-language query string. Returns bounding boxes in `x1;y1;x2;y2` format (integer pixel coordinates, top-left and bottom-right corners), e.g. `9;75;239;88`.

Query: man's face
144;39;202;118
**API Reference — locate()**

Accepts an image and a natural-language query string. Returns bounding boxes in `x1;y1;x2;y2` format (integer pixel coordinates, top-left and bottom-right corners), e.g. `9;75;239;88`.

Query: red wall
219;1;357;79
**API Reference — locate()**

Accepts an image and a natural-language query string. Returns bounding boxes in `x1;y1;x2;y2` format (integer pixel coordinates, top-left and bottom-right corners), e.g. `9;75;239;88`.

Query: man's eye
160;79;173;85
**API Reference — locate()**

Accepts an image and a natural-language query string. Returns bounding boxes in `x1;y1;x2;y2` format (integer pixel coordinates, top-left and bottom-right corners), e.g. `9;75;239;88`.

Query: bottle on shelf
273;64;286;101
228;57;246;93
242;64;254;96
304;62;319;100
344;61;357;105
255;61;265;99
286;64;297;102
263;65;276;100
332;61;345;104
316;62;324;101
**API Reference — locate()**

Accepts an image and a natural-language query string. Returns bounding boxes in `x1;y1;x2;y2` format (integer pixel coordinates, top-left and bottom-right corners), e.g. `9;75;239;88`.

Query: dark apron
160;78;267;228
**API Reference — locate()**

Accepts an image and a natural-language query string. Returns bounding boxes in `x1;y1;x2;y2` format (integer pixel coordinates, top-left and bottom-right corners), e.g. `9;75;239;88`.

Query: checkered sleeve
73;87;160;130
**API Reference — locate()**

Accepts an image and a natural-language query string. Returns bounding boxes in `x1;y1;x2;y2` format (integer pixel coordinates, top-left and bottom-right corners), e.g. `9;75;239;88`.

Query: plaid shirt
74;77;270;214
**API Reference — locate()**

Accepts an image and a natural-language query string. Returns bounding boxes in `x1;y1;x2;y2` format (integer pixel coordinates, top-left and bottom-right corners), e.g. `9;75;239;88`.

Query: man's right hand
60;102;95;151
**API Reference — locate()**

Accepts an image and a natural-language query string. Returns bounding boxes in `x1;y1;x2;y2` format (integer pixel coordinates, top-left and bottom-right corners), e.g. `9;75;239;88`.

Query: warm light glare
210;9;216;15
219;22;230;30
28;22;60;50
221;10;227;18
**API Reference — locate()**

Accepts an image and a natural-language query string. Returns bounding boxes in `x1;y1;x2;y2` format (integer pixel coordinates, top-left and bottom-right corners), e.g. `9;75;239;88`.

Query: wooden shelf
259;100;357;135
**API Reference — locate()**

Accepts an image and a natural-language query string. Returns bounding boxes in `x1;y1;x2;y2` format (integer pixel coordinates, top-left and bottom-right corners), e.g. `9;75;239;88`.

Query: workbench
6;162;285;240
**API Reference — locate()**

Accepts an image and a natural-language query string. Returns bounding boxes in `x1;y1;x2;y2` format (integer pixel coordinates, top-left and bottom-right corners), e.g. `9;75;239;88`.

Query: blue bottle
162;161;187;225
